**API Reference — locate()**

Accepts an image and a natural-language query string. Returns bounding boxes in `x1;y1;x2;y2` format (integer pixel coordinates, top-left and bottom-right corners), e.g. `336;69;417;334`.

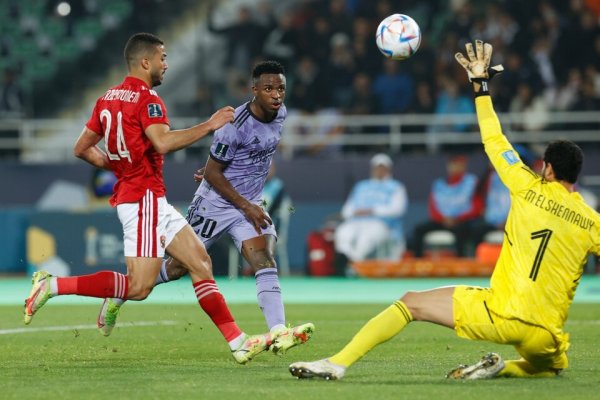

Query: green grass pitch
1;302;599;400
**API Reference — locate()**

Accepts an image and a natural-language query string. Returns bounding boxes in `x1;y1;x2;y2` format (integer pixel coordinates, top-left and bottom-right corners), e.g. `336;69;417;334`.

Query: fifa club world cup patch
214;143;229;157
501;150;519;165
147;103;163;118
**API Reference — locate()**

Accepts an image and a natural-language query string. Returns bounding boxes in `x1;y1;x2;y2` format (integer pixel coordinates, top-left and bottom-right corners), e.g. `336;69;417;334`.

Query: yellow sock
499;359;559;378
329;300;413;367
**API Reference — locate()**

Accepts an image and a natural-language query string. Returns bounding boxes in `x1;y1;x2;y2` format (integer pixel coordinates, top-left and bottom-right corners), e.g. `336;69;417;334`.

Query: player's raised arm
455;40;537;193
145;106;235;154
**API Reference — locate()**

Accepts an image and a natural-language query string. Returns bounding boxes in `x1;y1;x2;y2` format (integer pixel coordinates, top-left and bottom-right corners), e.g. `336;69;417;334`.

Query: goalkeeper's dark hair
252;61;285;84
543;140;583;184
124;33;164;70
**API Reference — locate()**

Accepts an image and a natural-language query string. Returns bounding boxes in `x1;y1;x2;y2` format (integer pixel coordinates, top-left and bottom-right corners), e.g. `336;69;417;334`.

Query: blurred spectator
224;69;252;107
297;15;332;66
323;0;353;37
325;33;356;109
345;72;377;116
530;35;557;90
494;51;543;111
288;56;322;112
470;166;511;250
0;68;24;117
344;72;380;153
335;153;408;263
411;155;482;257
407;81;435;117
509;82;550;132
571;78;600;112
405;81;435;152
175;83;217;119
285;108;344;158
207;3;270;74
262;10;298;72
428;78;474;137
306;108;345;157
351;17;382;77
0;68;23;159
552;68;582;112
372;58;415;114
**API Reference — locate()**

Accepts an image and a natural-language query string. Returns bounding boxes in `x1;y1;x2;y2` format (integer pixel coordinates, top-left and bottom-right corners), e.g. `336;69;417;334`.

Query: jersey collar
123;76;150;89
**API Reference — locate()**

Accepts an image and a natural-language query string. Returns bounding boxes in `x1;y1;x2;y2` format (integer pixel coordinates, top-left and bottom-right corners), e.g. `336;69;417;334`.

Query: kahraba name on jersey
102;89;140;103
524;189;595;231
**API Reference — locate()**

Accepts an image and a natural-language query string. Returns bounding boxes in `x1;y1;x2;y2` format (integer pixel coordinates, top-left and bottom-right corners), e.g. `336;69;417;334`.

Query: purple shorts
185;195;277;251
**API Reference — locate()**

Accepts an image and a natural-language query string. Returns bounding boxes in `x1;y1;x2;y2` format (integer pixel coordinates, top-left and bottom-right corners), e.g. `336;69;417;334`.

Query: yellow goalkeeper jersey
476;96;600;337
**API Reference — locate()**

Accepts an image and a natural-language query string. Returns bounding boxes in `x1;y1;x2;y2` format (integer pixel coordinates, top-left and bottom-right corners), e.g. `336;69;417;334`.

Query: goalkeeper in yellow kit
289;40;600;381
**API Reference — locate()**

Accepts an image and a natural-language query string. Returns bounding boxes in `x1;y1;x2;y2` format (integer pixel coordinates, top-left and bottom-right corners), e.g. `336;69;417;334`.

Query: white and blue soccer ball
375;14;421;60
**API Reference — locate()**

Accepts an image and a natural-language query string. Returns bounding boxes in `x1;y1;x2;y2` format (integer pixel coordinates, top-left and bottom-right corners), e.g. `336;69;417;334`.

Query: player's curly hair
251;60;285;84
124;33;163;70
543;140;583;184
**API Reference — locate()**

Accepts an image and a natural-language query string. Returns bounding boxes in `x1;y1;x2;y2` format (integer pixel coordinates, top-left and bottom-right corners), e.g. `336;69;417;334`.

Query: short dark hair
124;33;163;69
252;60;285;84
543;140;583;183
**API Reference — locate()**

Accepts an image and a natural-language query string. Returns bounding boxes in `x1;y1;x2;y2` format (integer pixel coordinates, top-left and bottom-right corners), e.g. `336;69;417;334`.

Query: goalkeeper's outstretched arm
455;40;538;193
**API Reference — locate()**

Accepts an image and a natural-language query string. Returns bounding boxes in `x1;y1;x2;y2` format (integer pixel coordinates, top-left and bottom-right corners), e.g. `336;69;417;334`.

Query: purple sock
255;268;285;329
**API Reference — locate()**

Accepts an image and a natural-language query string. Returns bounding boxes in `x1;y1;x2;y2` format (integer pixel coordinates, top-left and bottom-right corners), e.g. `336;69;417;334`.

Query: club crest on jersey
501;150;519;165
214;143;229;157
147;103;163;118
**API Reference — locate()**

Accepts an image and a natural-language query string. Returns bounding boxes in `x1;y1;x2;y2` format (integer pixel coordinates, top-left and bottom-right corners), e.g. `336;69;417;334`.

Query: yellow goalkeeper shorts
452;285;568;371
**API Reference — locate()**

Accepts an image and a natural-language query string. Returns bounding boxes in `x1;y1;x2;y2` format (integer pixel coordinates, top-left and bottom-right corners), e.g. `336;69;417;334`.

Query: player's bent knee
185;259;214;279
400;291;422;318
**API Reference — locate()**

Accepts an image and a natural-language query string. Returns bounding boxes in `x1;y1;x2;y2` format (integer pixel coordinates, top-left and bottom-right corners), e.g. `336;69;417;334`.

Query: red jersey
86;76;170;206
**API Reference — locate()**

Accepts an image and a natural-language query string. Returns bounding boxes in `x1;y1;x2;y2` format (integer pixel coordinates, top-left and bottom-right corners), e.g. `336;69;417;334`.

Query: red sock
194;280;242;342
57;271;128;299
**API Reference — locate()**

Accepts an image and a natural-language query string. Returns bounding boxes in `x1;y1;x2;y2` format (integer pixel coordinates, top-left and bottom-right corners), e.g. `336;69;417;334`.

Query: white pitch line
0;320;178;335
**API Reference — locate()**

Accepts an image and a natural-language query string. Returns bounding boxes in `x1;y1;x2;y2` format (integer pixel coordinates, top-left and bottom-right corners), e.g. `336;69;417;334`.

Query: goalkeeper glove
455;40;504;97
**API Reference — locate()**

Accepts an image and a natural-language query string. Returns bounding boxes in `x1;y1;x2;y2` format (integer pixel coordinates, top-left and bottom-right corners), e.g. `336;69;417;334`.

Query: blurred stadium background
1;0;599;278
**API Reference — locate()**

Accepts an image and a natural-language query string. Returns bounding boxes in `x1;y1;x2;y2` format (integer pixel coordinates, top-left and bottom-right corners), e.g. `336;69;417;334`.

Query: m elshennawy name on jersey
524;189;595;231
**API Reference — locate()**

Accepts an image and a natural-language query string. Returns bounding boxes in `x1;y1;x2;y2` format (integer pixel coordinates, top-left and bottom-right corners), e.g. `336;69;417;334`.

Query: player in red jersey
23;32;271;364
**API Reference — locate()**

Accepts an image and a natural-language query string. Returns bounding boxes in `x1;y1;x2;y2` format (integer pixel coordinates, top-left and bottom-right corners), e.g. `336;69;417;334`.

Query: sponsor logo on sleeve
147;103;163;118
501;150;519;165
214;143;229;157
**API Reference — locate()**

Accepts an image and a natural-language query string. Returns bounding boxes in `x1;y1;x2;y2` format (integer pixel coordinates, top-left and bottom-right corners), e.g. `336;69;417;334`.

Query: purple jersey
195;102;286;207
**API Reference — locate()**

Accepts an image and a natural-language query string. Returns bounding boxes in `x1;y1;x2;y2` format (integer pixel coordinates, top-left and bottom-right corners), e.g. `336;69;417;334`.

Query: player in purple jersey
97;61;314;357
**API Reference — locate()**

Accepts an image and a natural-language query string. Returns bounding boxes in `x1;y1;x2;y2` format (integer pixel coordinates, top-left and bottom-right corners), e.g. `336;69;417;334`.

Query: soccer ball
375;14;421;60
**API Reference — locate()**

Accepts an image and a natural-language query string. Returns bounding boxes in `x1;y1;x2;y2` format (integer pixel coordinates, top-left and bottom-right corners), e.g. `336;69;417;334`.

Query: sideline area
2;276;600;305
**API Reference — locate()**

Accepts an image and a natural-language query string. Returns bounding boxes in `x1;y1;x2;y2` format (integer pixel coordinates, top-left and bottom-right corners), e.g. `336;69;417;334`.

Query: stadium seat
374;238;404;261
423;230;456;259
10;39;39;62
53;40;79;61
39;18;67;42
483;230;504;244
24;55;58;81
74;18;104;50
